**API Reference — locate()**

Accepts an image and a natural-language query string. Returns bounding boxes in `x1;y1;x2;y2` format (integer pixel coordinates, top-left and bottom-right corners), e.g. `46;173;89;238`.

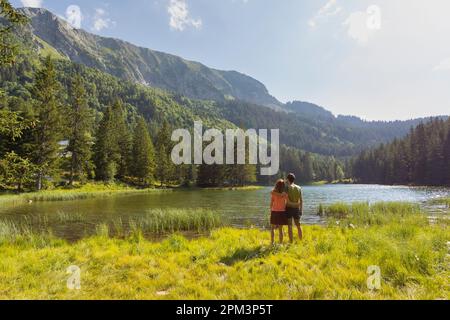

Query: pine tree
411;124;427;184
443;125;450;186
131;117;155;185
115;101;132;179
302;152;315;182
155;120;174;186
67;74;94;185
30;56;63;190
94;106;119;182
0;1;29;140
94;100;132;182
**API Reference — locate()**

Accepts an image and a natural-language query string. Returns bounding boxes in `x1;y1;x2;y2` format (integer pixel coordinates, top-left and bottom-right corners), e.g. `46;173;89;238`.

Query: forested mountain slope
17;7;282;109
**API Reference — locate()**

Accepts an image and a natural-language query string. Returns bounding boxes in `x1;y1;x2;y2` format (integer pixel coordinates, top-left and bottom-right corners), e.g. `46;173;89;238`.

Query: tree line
352;118;450;186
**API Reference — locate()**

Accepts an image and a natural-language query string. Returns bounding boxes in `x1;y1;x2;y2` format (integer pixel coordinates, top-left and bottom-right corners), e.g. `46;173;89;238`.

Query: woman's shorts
271;211;289;226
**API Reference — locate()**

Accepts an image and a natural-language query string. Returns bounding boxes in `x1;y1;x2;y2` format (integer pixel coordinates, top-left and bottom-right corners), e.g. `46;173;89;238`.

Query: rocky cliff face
20;7;282;109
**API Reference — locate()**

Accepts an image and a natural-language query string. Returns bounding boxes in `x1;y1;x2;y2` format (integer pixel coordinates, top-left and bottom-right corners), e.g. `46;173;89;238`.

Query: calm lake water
1;184;449;240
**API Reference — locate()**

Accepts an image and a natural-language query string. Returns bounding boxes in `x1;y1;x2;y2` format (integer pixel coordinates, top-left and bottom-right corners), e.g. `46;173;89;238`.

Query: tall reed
130;208;222;234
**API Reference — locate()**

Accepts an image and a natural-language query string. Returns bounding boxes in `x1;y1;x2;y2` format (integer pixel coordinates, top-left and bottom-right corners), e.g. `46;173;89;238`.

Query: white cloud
167;0;202;31
65;5;83;29
343;6;381;45
20;0;43;8
343;11;370;45
434;58;450;71
92;8;115;32
312;0;450;119
308;0;342;28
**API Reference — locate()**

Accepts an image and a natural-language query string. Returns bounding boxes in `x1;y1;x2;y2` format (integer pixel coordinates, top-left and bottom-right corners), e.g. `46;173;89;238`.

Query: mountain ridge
17;7;448;124
18;7;283;109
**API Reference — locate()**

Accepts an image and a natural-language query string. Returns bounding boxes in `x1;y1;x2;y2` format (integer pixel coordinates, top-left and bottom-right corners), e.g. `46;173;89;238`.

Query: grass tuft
429;197;450;208
130;208;222;234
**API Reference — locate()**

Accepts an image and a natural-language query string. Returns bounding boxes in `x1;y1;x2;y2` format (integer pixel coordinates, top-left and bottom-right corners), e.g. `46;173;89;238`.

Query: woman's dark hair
273;179;285;193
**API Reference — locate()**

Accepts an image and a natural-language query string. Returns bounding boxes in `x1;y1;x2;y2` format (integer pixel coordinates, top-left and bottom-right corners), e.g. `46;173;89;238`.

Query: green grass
0;183;170;205
35;36;67;60
0;203;448;300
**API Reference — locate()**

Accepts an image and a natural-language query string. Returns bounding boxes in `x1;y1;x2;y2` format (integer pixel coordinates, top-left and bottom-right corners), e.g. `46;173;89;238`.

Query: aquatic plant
131;208;223;234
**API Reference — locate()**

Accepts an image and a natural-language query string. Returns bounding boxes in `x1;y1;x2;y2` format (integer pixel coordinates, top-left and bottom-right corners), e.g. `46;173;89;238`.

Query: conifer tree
443;126;450;186
94;100;132;182
115;101;132;179
30;56;63;190
0;0;29;140
67;74;94;185
132;116;155;185
94;106;119;182
155;120;174;186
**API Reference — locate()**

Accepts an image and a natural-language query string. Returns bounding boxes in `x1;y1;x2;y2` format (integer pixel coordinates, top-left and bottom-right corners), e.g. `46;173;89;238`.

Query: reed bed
128;208;222;234
57;211;86;223
429;197;450;208
0;208;223;242
318;201;424;226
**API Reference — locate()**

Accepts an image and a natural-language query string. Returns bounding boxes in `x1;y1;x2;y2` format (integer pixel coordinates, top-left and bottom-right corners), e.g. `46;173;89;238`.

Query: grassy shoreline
0;184;266;206
0;183;170;205
197;186;264;191
0;202;448;300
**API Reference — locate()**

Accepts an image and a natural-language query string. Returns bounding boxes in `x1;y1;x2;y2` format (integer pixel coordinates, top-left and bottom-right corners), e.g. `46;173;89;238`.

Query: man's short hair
287;173;296;183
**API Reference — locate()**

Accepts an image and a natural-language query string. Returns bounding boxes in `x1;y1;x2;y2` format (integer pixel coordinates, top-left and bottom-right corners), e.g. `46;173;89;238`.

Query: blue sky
13;0;450;120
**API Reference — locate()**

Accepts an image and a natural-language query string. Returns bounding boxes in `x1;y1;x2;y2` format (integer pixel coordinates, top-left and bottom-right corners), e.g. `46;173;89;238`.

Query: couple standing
270;173;303;244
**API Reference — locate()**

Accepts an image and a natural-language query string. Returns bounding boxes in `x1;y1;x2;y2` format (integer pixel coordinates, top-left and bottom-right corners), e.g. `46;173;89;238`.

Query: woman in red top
270;179;288;244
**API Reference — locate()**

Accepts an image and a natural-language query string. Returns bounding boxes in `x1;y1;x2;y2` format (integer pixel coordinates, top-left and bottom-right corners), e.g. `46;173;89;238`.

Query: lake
1;184;449;240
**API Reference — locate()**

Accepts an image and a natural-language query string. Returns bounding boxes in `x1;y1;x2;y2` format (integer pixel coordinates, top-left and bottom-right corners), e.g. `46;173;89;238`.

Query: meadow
0;201;448;300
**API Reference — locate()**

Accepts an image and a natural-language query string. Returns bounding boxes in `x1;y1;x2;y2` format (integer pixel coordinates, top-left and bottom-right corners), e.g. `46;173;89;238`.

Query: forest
352;118;450;186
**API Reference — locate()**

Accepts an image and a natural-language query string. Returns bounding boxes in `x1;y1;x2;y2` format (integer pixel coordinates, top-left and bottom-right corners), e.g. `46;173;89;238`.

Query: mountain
215;100;446;156
285;101;335;121
18;7;282;109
